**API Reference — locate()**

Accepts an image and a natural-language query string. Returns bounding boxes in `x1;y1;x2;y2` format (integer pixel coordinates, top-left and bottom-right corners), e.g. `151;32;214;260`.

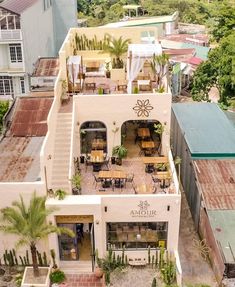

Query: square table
137;79;150;90
135;184;154;194
98;170;127;179
138;128;150;138
141;141;155;149
90;150;104;163
142;156;168;165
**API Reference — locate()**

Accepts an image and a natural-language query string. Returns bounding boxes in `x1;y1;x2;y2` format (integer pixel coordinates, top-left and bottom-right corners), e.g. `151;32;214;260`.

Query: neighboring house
103;12;179;37
171;103;235;281
0;26;182;281
0;0;77;99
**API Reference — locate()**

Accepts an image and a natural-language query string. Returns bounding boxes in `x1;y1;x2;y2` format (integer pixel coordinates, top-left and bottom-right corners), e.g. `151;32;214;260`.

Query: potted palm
0;193;74;286
103;35;131;81
151;53;169;91
112;145;128;165
71;173;81;195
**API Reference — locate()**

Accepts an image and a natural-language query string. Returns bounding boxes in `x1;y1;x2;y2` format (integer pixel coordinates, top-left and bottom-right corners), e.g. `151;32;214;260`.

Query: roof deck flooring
80;123;176;195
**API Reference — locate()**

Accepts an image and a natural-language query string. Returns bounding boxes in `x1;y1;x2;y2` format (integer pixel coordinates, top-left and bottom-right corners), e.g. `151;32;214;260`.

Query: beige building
0;26;181;280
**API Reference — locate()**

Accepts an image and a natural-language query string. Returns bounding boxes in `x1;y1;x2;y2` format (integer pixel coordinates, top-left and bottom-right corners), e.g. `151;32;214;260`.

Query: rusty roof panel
32;58;59;77
194;160;235;210
10;97;53;137
0;137;44;182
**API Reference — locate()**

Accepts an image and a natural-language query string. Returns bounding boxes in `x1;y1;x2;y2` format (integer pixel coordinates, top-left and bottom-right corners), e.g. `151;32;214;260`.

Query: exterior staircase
60;261;93;274
50;112;72;192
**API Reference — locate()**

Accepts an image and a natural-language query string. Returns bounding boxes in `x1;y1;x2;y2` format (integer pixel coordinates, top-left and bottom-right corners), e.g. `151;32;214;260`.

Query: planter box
21;267;50;287
111;68;125;82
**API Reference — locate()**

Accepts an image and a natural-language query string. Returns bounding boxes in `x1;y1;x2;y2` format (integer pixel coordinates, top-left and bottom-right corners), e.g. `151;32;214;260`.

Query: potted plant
55;189;67;200
50;249;58;270
155;162;169;172
50;269;66;285
70;173;81;195
133;86;139;94
151;53;169;91
103;35;131;81
112;145;127;165
105;61;111;78
94;250;103;278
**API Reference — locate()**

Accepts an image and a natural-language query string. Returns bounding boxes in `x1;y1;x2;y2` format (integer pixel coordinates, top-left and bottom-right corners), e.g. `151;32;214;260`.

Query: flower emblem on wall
133;99;153;117
138;201;150;211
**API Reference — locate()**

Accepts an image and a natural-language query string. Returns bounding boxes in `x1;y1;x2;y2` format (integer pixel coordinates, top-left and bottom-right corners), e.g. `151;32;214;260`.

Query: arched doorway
80;121;107;154
121;120;163;158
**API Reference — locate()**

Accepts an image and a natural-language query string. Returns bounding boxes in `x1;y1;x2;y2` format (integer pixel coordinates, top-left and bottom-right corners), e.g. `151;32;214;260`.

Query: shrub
50;269;66;284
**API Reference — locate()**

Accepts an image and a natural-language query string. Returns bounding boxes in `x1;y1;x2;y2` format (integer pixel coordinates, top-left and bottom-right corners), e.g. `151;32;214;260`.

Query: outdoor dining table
98;170;127;179
98;170;127;189
142;156;168;165
155;171;171;191
135;184;155;194
141;140;155;149
138;128;150;138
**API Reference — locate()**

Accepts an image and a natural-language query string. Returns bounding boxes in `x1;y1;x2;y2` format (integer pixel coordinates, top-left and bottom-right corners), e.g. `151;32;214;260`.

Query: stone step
60;261;92;274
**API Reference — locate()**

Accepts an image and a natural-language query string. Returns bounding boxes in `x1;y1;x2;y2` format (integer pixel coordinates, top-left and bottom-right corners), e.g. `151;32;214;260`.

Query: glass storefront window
106;222;168;250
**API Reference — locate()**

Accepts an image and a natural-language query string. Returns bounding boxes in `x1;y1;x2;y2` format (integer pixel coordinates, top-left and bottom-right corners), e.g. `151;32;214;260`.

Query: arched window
80;121;107;154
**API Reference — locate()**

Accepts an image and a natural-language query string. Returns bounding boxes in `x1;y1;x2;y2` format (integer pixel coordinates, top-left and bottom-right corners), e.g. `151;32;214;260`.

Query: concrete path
179;192;218;286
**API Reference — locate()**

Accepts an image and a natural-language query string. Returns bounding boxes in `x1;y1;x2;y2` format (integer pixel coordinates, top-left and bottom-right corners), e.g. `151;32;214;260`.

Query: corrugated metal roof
103;13;177;28
194;159;235;210
0;136;44;182
225;111;235;127
172;103;235;158
9;97;53;136
161;39;210;60
32;57;59;77
208;210;235;264
0;0;38;14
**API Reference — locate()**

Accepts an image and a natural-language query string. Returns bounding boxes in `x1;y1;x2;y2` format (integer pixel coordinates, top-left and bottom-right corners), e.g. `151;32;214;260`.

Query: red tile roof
194;160;235;210
9;97;53;136
186;56;203;65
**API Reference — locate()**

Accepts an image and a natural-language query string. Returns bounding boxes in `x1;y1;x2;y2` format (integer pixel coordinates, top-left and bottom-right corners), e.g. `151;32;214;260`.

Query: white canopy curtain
67;55;82;84
127;44;162;94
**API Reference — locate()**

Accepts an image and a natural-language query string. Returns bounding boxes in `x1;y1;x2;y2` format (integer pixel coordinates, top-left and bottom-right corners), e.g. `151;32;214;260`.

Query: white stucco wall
0;44;10;69
73;93;172;156
21;1;55;74
46;193;181;264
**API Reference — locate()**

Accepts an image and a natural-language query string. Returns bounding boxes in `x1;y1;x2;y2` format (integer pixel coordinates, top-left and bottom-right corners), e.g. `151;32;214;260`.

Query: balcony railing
0;29;22;41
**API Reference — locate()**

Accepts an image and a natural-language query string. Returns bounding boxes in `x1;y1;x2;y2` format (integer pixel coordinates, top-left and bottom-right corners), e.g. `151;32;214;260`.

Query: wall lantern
95;220;99;225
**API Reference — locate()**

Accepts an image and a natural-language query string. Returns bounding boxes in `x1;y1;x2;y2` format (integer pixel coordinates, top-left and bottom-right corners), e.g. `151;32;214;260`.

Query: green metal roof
161;39;210;60
225;111;235;127
172;103;235;158
208;210;235;264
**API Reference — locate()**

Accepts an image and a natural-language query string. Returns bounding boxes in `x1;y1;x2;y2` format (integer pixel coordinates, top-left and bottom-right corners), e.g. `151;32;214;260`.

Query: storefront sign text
130;201;157;218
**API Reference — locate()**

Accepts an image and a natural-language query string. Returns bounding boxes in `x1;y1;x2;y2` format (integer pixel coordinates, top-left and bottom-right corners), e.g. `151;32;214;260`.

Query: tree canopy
191;32;235;104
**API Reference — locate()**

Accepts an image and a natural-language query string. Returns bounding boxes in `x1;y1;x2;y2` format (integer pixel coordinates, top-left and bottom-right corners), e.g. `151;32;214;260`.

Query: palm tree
151;53;169;90
103;35;131;68
0;193;74;277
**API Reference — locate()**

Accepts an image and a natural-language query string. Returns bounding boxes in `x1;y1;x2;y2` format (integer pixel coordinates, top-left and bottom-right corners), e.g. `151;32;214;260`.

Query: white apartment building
0;0;77;99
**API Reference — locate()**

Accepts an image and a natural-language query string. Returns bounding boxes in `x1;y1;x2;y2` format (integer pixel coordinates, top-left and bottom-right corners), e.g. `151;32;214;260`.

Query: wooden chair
85;82;96;93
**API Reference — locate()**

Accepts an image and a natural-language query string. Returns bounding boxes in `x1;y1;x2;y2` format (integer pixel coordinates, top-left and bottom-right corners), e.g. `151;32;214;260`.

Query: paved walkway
65;274;103;287
179;192;217;286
